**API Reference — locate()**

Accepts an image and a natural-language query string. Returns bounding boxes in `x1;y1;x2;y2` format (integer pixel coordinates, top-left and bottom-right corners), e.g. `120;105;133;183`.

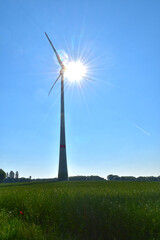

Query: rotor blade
45;32;64;67
48;74;61;96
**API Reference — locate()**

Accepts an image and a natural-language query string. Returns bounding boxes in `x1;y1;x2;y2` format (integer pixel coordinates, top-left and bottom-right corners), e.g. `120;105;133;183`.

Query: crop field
0;181;160;240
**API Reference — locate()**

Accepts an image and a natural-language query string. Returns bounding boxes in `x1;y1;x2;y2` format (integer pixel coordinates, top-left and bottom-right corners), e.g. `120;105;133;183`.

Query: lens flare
64;61;87;82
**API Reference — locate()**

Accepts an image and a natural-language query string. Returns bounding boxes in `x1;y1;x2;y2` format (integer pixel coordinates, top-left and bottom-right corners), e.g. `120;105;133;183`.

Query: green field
0;181;160;240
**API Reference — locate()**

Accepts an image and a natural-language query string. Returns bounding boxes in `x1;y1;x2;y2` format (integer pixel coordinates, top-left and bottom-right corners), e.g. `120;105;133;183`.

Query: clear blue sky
0;0;160;179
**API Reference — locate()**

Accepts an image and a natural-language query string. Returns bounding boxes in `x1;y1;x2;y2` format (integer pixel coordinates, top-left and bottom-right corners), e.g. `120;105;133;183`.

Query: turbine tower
45;32;68;181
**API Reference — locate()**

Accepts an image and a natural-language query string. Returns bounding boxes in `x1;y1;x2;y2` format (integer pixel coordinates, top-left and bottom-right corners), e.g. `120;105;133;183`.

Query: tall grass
0;181;160;240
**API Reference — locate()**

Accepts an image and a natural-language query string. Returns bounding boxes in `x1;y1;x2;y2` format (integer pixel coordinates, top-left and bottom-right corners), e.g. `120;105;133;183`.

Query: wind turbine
45;32;68;181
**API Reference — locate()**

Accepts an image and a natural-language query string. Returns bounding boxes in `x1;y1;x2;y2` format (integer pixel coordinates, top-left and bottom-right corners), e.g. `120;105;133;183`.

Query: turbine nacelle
60;66;66;75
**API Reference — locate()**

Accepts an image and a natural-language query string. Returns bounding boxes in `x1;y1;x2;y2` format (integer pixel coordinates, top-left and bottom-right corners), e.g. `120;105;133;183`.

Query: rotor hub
60;66;66;75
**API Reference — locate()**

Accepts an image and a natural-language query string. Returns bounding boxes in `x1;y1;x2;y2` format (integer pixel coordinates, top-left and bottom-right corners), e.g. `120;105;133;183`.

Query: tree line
1;168;160;183
107;174;160;181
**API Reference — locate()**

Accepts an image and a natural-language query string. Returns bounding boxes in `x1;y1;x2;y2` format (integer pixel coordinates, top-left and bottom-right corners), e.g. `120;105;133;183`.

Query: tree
107;174;120;181
0;169;6;182
107;174;115;181
15;171;19;179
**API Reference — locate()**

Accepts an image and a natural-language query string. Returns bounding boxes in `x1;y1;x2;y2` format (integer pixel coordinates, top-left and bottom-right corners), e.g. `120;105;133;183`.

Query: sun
64;61;87;82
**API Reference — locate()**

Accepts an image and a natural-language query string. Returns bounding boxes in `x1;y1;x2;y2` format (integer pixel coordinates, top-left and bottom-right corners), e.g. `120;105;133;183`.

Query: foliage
3;177;32;183
0;169;6;182
107;174;160;181
69;175;105;181
0;181;160;240
3;175;105;184
0;209;45;240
